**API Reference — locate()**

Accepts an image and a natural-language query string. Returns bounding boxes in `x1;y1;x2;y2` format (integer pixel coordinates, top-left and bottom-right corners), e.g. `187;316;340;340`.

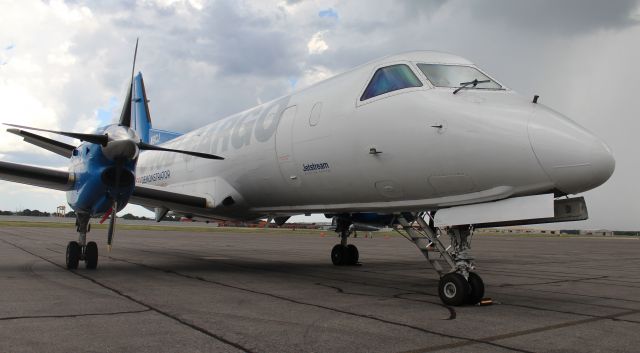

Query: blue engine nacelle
66;142;136;215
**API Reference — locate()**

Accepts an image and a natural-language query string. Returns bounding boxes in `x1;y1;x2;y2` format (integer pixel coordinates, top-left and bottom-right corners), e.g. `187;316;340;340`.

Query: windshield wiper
453;79;490;95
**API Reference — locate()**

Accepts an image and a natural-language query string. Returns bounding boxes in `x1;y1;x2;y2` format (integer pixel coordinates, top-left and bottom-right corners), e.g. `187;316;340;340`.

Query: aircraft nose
528;108;615;194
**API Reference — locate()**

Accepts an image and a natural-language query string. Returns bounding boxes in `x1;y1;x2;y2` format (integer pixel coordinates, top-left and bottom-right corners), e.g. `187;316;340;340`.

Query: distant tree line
0;209;75;217
0;209;182;221
0;209;52;217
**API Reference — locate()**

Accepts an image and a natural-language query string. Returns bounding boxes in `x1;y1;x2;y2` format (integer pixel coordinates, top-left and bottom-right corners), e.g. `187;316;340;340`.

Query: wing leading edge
0;160;75;191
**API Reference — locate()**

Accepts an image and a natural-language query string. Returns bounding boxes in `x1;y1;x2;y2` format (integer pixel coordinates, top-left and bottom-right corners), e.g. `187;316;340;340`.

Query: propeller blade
138;142;224;160
107;161;124;252
118;84;133;128
118;38;138;128
107;202;116;252
4;123;109;146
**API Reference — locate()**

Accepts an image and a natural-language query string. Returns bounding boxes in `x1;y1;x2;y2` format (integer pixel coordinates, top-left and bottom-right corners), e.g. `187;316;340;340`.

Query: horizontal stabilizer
7;128;75;158
149;128;182;145
0;160;74;191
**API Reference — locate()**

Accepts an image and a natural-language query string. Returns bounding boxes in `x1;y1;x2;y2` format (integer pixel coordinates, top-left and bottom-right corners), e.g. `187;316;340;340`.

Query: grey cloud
466;0;640;34
400;0;447;19
199;1;305;78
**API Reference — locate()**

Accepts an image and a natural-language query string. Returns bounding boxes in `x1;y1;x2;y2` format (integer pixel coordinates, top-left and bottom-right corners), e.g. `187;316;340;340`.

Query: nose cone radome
528;108;615;194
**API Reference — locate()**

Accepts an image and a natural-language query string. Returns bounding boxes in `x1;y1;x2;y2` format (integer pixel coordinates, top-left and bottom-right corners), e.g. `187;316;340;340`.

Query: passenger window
361;64;422;101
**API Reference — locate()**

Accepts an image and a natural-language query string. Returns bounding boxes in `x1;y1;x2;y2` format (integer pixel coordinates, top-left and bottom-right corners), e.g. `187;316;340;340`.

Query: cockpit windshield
417;64;503;90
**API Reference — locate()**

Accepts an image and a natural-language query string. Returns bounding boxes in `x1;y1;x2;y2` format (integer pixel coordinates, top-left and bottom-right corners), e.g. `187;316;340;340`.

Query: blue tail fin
131;73;152;143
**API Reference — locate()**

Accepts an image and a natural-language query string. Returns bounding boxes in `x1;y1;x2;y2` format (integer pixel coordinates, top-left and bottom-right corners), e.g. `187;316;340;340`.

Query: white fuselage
135;51;615;220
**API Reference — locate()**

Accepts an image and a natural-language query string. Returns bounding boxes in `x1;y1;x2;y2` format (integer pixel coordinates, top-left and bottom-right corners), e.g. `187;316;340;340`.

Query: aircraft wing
7;128;75;158
0;160;75;191
130;184;213;214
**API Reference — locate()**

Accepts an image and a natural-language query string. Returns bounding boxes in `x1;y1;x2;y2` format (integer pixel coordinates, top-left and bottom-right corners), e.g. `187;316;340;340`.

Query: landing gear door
275;106;300;186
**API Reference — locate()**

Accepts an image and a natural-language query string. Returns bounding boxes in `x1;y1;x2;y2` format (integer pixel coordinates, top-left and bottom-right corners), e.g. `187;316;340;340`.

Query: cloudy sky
0;0;638;230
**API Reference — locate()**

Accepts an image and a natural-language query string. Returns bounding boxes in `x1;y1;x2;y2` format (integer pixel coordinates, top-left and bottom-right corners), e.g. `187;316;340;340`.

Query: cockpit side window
360;64;423;101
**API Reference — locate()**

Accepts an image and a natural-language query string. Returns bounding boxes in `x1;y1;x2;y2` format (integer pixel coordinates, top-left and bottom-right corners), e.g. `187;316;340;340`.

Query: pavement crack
0;309;151;321
499;275;609;288
0;236;254;353
313;282;457;320
392;293;456;320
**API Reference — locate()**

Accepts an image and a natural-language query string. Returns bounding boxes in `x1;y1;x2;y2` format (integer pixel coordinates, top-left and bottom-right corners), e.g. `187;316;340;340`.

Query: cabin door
275;106;300;186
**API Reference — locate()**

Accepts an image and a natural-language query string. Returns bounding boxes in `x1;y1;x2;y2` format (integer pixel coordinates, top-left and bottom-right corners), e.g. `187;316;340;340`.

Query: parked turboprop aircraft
0;45;615;306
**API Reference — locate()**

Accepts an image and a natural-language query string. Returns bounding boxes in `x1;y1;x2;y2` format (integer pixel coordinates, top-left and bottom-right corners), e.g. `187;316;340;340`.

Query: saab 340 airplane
0;45;615;306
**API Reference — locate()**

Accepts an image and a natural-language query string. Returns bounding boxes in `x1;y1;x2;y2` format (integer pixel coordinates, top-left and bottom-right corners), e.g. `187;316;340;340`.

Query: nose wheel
438;273;469;306
437;272;485;306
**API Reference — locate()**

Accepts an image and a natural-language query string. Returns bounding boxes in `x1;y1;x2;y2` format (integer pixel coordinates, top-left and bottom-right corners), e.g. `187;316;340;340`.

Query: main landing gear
395;213;485;306
331;218;359;266
66;213;99;270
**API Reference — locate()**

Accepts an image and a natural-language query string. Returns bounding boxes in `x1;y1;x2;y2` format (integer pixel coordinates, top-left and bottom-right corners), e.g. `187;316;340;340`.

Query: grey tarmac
1;226;639;353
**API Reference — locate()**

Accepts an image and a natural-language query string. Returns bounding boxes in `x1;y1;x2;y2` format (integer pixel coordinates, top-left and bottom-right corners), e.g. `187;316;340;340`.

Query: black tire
346;244;359;265
85;241;98;270
466;272;485;305
331;244;347;266
438;273;470;306
66;241;80;270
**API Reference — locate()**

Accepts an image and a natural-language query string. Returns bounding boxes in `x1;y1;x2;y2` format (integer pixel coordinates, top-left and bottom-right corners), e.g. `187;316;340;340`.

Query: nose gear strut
394;212;485;306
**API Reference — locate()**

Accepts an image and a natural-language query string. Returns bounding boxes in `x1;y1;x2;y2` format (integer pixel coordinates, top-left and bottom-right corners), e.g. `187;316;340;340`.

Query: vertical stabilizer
131;73;152;143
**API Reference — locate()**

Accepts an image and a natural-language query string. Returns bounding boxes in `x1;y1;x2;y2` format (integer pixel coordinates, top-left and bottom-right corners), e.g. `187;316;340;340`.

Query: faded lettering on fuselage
209;96;291;154
139;95;291;171
136;170;170;184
